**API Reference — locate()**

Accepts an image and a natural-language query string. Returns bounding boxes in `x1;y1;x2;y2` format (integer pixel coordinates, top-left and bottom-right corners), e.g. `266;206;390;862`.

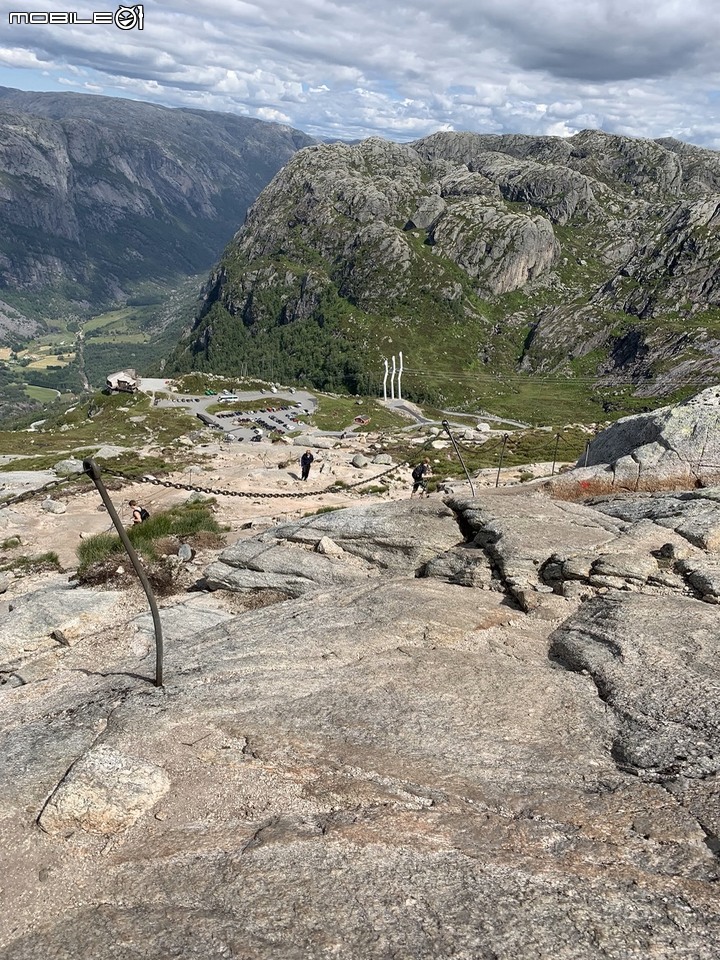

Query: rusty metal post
551;433;561;476
495;434;509;488
441;419;476;497
82;458;163;687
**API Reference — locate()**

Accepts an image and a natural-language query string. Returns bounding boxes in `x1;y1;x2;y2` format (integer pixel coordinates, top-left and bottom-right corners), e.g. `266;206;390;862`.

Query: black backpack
412;464;424;482
139;507;150;522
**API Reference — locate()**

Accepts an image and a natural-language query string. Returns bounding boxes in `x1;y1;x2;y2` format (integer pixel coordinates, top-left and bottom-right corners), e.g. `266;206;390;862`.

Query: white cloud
1;0;719;146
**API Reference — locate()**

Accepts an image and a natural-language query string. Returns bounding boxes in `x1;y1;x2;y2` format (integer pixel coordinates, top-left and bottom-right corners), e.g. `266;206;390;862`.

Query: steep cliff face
175;129;720;403
0;87;315;314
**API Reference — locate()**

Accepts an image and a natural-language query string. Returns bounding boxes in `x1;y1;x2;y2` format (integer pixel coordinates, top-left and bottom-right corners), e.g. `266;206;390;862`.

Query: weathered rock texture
1;488;720;958
176;130;720;398
544;386;720;494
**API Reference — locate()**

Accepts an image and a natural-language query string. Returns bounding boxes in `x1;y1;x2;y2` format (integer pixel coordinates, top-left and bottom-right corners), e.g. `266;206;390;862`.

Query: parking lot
151;387;317;442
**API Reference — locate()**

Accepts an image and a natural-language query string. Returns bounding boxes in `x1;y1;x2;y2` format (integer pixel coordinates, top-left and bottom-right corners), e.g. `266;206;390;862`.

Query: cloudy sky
2;0;720;147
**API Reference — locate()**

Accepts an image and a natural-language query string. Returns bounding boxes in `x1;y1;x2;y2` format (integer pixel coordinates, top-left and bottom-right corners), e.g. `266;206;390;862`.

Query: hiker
410;458;431;497
300;449;314;481
129;500;149;524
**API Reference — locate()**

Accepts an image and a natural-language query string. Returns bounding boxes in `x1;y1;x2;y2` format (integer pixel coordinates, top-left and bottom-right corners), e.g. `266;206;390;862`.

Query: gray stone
591;490;720;552
293;435;336;450
52;458;84;476
372;454;393;465
315;536;344;558
3;491;720;957
270;500;462;571
407;193;446;229
550;592;720;835
351;454;369;468
129;600;237;654
420;544;494;588
677;557;720;601
185;491;214;504
177;544;194;562
448;492;624;609
41;498;66;514
204;538;375;597
591;552;659;583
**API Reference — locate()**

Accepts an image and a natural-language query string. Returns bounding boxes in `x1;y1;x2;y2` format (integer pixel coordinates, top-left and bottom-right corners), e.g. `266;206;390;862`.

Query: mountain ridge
0;86;316;319
171;129;720;415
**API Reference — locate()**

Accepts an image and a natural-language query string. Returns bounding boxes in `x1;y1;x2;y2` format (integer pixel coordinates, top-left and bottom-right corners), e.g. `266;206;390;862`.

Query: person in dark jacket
410;458;431;497
300;449;314;481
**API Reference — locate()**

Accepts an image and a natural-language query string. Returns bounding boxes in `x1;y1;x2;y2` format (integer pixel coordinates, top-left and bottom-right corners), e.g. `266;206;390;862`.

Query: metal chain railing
0;461;407;512
99;461;407;500
0;474;79;511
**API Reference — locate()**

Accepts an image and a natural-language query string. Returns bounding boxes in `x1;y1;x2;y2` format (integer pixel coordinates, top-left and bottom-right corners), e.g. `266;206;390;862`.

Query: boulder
563;385;720;491
41;499;66;514
351;454;369;468
316;536;344;558
53;458;84;476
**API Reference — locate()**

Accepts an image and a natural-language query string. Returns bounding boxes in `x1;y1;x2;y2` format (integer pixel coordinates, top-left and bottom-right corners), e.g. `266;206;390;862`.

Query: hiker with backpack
129;500;149;524
410;458;431;497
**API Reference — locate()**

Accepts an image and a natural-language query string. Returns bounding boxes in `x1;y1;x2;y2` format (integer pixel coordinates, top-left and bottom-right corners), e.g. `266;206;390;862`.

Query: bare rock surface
551;386;720;492
38;743;171;836
0;582;129;670
2;486;720;957
551;593;720;839
589;488;720;552
447;491;625;610
269;499;462;570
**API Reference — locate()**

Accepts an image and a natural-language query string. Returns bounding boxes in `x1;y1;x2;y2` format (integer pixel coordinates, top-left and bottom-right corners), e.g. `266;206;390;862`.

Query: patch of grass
303;505;343;517
0;536;22;550
380;424;590;481
310;396;409;432
25;384;60;402
76;501;223;572
0;551;62;574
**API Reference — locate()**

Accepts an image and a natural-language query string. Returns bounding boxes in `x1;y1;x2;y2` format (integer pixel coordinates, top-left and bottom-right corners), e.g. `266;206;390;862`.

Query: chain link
101;461;408;500
0;474;78;511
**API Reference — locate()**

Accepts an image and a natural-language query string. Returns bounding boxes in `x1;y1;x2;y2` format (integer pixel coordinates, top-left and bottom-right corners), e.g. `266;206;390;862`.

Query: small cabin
106;369;138;393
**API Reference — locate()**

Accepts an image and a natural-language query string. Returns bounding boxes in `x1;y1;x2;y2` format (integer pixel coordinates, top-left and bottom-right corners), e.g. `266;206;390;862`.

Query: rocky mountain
173;130;720;409
2;388;720;955
0;87;315;319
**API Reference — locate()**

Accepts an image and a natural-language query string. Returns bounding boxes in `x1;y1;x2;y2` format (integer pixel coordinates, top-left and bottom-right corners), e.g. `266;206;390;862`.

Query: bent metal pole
442;420;476;497
82;458;164;687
